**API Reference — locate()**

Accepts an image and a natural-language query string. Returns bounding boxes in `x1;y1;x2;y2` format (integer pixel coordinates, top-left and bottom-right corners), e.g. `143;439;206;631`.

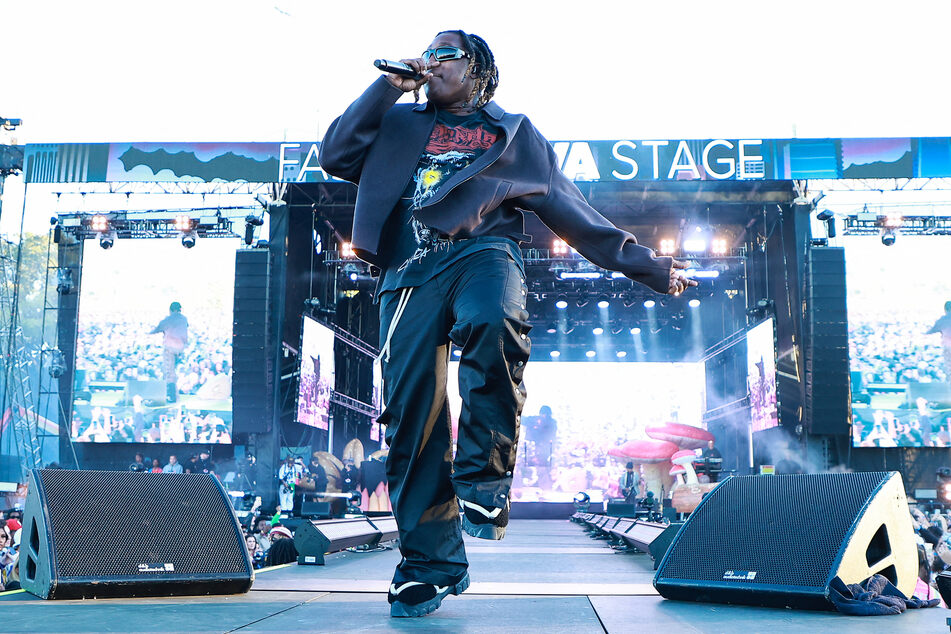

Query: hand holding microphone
374;57;438;92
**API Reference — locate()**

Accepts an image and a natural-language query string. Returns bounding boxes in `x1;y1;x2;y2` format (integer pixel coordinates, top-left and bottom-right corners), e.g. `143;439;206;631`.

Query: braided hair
437;30;499;109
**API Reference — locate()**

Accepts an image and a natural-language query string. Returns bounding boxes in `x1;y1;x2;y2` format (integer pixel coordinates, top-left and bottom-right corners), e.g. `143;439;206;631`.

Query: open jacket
318;77;673;294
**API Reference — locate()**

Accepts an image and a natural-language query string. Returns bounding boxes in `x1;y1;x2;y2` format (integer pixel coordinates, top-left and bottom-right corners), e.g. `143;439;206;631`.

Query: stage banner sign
18;137;951;184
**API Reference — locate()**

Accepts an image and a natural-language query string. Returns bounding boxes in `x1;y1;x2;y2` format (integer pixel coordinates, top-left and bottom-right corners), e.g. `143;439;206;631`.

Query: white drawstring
378;287;414;363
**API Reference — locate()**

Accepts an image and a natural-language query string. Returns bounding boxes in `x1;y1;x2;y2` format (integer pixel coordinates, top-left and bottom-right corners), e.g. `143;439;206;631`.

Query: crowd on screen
72;406;231;444
852;400;951;448
850;318;948;385
75;316;232;395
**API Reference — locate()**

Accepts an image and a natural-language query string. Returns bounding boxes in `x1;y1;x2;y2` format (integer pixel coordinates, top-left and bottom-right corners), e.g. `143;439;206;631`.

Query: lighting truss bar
842;215;951;235
56;211;242;240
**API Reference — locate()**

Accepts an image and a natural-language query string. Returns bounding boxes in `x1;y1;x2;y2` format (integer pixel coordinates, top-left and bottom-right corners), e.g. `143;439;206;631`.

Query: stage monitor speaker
606;502;638;517
21;469;253;600
649;522;684;570
294;518;383;565
300;501;332;519
367;515;399;543
654;472;916;610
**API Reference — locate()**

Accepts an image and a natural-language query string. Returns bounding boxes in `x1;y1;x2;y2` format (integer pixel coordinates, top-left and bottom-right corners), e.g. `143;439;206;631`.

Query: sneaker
388;573;470;617
459;498;509;540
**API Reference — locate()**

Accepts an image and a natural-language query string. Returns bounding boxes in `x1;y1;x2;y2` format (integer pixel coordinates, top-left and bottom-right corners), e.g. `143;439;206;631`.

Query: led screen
847;235;951;447
747;318;778;432
447;361;706;503
71;239;237;443
297;316;334;430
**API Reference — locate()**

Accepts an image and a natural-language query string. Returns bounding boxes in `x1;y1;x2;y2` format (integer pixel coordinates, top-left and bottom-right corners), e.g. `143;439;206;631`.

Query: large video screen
847;235;951;447
71;239;238;443
447;361;706;503
747;318;778;432
296;316;334;430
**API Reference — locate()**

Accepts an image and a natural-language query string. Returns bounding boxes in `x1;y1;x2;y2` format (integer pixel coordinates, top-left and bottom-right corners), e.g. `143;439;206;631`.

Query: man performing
319;30;696;617
927;301;951;382
149;301;188;403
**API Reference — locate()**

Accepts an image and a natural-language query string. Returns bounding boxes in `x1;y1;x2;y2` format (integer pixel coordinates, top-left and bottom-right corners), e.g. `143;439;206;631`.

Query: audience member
163;455;183;473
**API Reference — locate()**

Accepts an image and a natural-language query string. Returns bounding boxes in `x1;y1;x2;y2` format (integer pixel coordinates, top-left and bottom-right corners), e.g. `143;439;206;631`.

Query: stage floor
2;520;947;633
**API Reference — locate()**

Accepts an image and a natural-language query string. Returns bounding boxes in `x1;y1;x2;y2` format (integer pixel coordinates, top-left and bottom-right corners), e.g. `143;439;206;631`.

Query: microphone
374;59;424;80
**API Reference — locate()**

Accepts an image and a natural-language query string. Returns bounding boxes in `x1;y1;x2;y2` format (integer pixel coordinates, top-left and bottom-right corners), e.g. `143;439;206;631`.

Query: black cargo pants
377;248;531;586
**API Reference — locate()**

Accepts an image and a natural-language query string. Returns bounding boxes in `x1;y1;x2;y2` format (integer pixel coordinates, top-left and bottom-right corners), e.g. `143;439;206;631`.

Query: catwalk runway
1;520;947;632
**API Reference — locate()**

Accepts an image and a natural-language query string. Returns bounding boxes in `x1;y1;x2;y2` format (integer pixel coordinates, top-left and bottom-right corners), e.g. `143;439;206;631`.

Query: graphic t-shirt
378;108;521;293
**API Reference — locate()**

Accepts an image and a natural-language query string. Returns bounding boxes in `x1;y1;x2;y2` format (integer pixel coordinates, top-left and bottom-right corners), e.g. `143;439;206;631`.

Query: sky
2;0;951;234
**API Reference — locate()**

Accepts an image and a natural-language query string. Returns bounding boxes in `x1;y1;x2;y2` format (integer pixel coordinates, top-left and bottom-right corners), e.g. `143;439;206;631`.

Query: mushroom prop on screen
671;449;700;485
617;439;679;498
669;463;687;487
645;422;714;450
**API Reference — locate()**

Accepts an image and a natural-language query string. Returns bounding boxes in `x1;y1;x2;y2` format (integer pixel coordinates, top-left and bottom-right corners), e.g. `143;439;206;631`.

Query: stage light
555;295;568;310
816;209;835;221
181;231;197;249
644;300;656;309
174;214;192;231
884;212;903;228
546;322;557;334
711;238;728;255
684;269;720;279
452;349;461;358
659;239;675;255
244;214;264;245
592;327;604;335
552;239;569;255
585;350;596;358
56;268;73;295
340;242;355;258
90;214;109;232
630;327;641;335
881;229;896;246
550;350;561;359
597;295;610;309
98;230;116;250
559;271;601;280
683;238;706;253
616;351;627;358
688;299;701;308
573;491;590;511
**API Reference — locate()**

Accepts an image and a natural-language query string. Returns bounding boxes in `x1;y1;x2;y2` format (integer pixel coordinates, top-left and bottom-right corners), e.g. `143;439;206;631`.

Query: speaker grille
660;472;888;587
38;470;247;578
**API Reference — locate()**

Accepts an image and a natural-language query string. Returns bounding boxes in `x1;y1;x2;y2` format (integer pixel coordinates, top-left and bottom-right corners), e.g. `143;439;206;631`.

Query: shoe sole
462;514;506;540
389;573;470;617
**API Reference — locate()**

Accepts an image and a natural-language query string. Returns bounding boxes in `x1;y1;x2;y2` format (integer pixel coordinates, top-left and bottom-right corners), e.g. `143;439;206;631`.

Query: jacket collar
413;100;504;121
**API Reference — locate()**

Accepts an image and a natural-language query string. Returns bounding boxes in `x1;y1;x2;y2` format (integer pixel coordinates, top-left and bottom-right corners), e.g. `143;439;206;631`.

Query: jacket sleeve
518;127;673;294
318;76;405;183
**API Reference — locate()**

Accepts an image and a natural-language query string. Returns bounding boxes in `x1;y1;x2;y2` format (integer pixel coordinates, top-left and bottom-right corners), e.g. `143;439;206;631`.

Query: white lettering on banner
561;142;601;181
667;140;700;179
297;143;328;182
552;142;571;169
279;143;300;181
611;141;638;180
738;140;765;179
642;141;669;179
702;140;736;180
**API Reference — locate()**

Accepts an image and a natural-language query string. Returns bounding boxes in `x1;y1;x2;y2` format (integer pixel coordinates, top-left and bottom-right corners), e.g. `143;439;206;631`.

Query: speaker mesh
38;470;247;577
660;472;888;587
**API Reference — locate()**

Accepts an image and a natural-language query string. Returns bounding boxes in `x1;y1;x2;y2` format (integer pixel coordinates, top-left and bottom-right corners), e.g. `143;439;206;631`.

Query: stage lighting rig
573;491;591;512
98;229;116;250
181;230;197;249
881;228;897;246
659;239;675;255
244;214;264;245
0;117;22;130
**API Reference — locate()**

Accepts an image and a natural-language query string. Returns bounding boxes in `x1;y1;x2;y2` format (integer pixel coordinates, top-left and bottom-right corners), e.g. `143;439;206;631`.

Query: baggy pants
378;249;531;586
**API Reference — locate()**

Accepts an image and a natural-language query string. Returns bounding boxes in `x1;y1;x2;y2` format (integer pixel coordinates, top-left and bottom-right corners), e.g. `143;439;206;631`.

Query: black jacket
319;77;673;293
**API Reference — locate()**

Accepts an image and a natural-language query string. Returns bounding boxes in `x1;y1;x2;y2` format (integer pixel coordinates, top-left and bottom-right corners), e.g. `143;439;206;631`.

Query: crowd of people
0;508;23;592
911;505;951;605
853;400;951;447
849;317;949;386
72;405;232;444
75;315;233;396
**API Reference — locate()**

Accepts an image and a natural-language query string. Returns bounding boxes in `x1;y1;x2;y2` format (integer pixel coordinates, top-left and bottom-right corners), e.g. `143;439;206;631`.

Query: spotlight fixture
816;209;835;221
597;295;610;309
98;229;116;250
688;299;701;308
711;238;728;255
340;241;355;258
549;350;561;359
181;231;197;249
452;349;462;358
616;351;627;359
90;214;109;233
546;322;557;334
244;214;264;246
682;238;707;253
659;239;675;255
585;350;596;358
630;327;641;335
643;300;656;309
552;239;569;255
881;229;896;246
174;214;193;232
592;327;604;336
555;295;568;310
573;491;591;511
883;212;903;228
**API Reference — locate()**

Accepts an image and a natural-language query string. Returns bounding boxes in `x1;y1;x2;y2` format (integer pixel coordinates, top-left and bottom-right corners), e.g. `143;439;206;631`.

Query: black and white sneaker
388;573;470;617
459;498;509;540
